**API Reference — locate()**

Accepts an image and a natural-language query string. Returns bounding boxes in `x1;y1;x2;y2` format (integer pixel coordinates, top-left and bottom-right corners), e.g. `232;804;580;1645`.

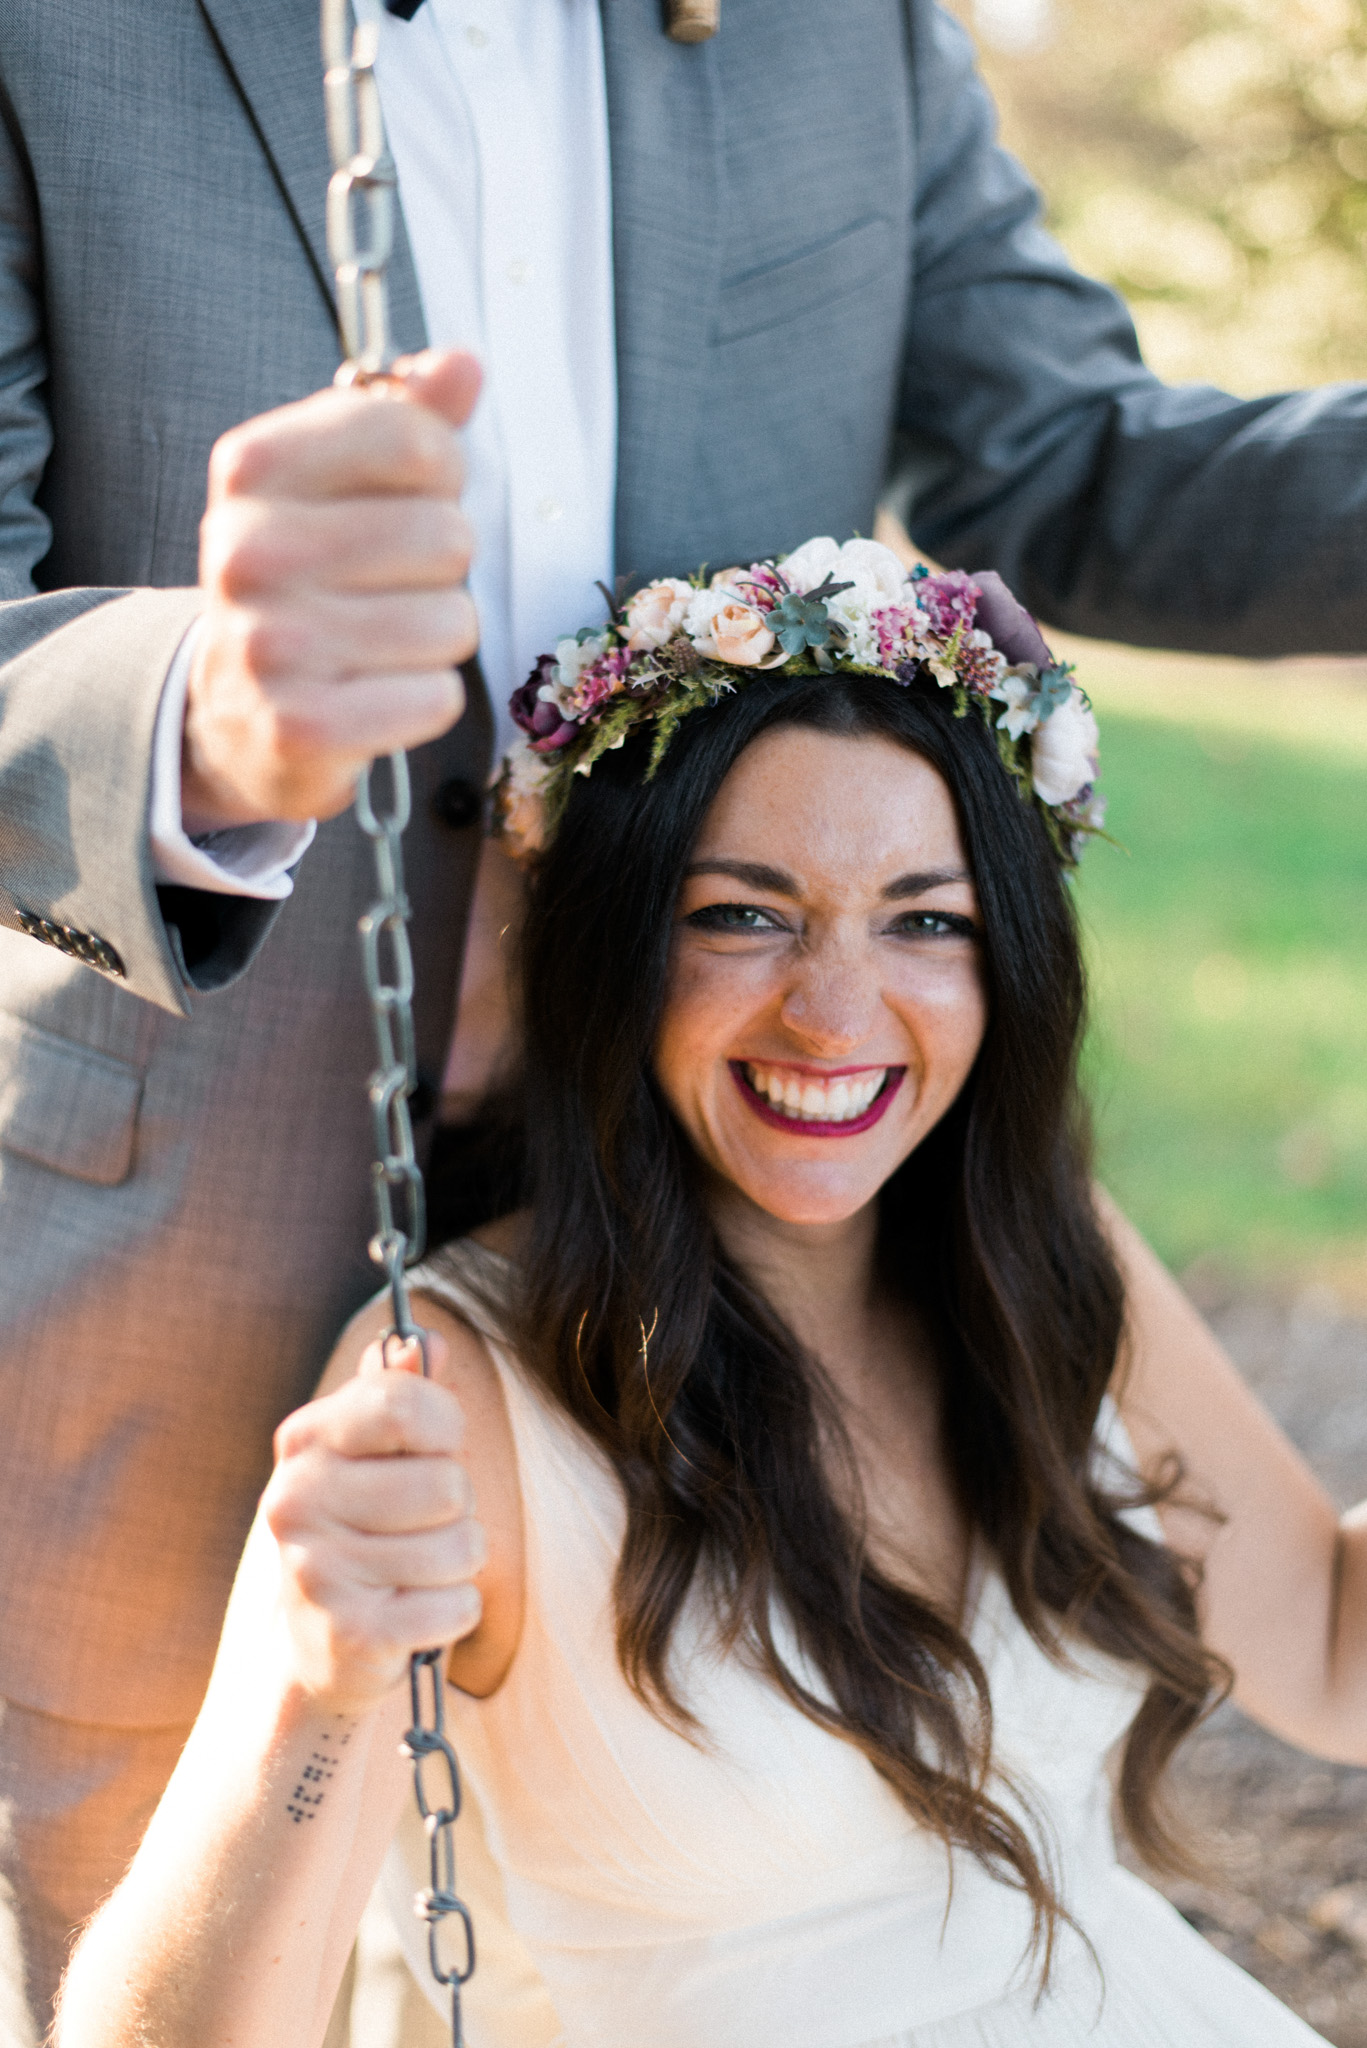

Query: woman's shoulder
407;1213;529;1343
410;1217;588;1475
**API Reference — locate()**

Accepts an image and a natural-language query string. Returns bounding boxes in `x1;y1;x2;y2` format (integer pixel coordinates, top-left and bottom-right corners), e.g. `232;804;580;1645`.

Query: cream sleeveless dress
378;1239;1327;2048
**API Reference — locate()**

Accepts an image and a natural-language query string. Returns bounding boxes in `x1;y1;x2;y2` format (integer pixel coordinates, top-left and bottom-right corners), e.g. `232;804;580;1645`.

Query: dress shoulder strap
405;1235;518;1350
406;1236;626;1545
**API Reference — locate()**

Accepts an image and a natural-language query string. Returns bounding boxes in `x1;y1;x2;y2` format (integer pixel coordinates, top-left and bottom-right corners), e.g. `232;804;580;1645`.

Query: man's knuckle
269;698;330;760
427;590;474;661
215;531;277;603
398;411;459;490
210;422;269;498
241;613;302;680
432;506;473;580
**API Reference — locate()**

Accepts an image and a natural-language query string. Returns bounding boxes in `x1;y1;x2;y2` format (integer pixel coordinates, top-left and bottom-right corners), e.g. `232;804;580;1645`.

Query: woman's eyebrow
882;867;972;899
683;859;799;894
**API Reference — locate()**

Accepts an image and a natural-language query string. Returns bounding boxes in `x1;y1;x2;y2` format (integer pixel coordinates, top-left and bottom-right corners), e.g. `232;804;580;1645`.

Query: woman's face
655;725;988;1229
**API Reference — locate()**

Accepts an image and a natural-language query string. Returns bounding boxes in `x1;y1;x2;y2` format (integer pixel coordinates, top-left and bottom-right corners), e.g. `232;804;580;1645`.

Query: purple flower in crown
873;601;931;671
572;646;633;714
510;656;581;753
916;568;981;638
970;570;1053;669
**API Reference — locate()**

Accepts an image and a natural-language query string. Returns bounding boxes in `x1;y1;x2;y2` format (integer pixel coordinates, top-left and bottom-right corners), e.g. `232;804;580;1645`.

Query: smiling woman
659;730;986;1209
58;577;1367;2048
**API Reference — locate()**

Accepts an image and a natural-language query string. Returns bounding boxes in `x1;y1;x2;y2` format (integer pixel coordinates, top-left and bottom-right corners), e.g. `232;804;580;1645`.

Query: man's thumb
391;347;482;429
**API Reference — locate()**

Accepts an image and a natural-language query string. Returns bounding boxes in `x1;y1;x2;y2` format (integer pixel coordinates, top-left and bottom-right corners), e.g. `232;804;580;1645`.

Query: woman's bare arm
1103;1192;1367;1765
57;1301;521;2048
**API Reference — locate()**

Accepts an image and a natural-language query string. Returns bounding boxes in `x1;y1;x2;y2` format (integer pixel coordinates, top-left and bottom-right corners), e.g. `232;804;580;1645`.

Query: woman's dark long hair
507;670;1225;1968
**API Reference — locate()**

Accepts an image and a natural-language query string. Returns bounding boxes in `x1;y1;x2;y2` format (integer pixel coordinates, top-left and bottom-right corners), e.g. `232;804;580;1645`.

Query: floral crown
495;536;1104;866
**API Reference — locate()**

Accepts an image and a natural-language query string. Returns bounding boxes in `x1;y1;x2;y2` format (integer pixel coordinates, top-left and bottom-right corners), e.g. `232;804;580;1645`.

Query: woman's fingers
356;1327;447;1380
275;1350;461;1462
325;1445;475;1528
262;1337;482;1708
297;1516;488;1595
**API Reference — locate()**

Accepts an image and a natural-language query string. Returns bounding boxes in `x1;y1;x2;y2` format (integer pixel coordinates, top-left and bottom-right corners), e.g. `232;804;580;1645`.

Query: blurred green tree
951;0;1367;391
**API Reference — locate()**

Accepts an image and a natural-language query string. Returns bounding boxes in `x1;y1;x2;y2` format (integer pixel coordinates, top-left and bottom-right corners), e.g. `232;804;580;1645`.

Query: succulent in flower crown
495;537;1106;866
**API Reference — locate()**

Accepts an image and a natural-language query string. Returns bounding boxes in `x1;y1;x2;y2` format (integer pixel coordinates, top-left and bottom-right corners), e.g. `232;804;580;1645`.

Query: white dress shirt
151;0;617;896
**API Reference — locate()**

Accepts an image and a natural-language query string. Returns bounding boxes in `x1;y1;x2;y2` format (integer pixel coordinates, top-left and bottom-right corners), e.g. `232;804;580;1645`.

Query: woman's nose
777;942;879;1055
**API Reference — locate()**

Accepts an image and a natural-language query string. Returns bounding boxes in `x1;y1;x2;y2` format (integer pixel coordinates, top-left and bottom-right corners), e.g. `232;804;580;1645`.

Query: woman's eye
891;910;978;939
685;902;783;933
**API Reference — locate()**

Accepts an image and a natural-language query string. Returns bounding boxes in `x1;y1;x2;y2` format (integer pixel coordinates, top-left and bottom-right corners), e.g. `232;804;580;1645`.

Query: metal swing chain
321;5;475;2040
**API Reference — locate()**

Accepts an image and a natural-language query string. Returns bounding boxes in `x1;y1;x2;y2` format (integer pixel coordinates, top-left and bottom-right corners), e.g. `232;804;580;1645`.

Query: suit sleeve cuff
149;622;317;899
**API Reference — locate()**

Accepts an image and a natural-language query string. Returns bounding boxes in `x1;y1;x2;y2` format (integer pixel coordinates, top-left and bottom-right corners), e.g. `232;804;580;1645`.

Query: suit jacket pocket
715;217;895;346
0;1011;143;1185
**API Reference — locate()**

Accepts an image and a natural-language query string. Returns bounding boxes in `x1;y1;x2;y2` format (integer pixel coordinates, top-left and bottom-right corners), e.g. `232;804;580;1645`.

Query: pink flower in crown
710;562;783;612
570;645;633;715
873;600;932;671
744;562;786;603
916;569;981;638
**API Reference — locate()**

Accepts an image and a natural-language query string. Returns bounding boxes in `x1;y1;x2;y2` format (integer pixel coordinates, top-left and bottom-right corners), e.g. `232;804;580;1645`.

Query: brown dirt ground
1120;1284;1367;2044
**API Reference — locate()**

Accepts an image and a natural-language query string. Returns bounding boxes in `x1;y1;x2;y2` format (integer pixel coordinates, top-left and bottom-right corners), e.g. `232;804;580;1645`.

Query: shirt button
465;23;488;46
506;259;531;286
536;496;564;523
432;776;483;830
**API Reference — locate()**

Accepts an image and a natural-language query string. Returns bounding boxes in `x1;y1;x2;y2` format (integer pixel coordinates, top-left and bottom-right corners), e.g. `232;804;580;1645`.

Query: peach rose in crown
711;600;776;665
623;577;693;652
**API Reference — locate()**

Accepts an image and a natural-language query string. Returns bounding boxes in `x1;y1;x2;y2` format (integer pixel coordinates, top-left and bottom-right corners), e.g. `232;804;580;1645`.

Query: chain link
355;750;426;1336
321;6;474;2039
322;0;396;378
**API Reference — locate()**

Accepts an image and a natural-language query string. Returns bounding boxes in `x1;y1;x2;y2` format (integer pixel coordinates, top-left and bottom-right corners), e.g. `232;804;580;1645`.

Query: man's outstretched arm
892;0;1367;657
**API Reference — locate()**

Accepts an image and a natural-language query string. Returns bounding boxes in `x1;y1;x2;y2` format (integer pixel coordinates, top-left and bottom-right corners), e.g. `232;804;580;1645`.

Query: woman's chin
720;1157;889;1231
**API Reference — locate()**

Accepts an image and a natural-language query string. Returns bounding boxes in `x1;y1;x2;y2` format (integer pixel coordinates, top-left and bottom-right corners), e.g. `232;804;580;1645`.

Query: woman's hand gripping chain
262;1331;486;1717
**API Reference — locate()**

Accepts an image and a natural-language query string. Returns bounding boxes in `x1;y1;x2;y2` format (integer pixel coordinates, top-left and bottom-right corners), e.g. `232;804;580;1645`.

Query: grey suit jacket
2;0;1365;1727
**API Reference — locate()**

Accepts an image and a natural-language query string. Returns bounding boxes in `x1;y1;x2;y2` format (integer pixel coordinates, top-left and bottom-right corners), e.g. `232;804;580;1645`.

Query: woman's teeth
743;1064;887;1123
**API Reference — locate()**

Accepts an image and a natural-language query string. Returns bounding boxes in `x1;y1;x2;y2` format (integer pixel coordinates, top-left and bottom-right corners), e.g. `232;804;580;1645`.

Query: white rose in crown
552;632;609;708
1030;689;1100;805
777;536;914;669
780;535;908;605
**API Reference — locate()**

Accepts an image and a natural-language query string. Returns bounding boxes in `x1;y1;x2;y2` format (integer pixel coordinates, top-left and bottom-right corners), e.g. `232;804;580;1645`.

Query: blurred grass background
1069;648;1367;1297
941;0;1367;1296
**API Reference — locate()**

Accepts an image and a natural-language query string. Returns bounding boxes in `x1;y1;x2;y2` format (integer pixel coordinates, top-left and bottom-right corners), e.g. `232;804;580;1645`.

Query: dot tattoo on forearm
285;1716;355;1823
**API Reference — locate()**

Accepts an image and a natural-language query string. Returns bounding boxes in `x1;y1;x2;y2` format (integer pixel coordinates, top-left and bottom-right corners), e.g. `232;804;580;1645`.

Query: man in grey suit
2;0;1365;2036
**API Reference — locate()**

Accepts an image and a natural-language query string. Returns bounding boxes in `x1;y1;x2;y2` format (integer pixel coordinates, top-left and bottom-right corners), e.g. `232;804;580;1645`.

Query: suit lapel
195;0;427;357
194;0;711;516
601;0;722;580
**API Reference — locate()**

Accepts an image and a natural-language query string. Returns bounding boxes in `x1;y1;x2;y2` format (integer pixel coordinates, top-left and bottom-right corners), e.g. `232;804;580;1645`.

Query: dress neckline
422;1234;997;1644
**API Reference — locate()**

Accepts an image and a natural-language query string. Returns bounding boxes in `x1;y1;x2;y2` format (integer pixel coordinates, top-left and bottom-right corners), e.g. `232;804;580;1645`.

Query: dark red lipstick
729;1062;905;1138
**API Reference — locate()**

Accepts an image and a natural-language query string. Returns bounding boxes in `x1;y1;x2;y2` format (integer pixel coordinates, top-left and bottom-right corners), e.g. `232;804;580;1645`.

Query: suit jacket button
432;776;483;830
